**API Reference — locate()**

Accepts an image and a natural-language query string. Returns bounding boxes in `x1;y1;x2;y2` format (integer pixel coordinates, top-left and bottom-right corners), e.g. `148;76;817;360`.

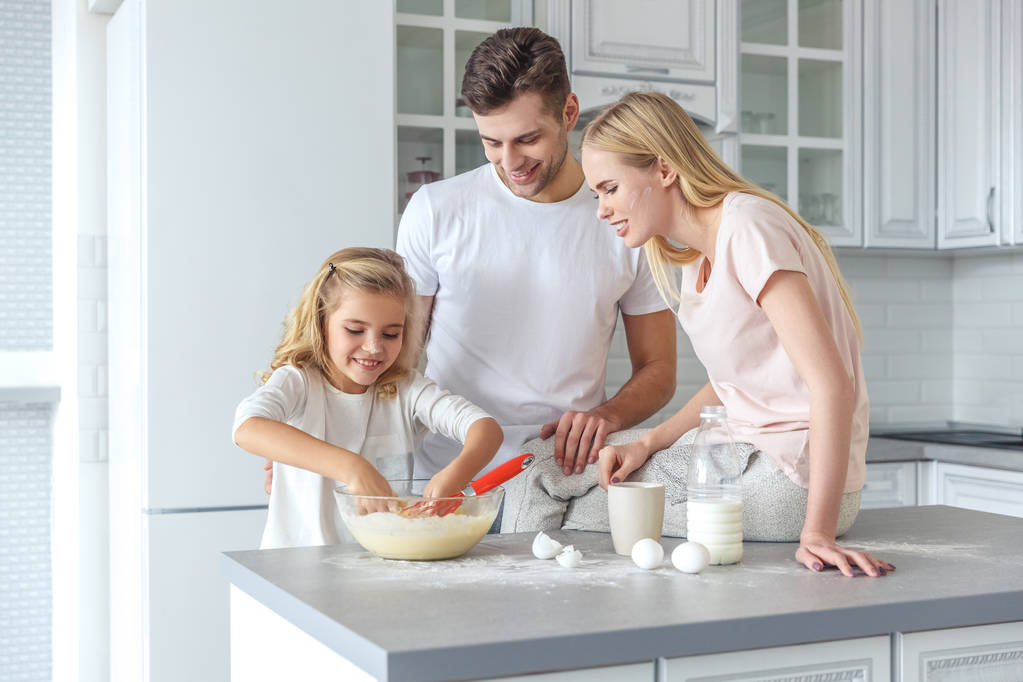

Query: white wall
608;251;959;429
953;252;1023;425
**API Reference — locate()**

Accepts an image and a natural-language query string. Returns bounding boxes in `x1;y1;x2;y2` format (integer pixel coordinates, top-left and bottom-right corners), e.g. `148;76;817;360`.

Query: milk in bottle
686;406;743;565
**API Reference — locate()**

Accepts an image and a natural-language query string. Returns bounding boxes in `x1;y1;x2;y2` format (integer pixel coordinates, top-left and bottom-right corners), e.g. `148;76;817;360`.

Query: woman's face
581;146;671;249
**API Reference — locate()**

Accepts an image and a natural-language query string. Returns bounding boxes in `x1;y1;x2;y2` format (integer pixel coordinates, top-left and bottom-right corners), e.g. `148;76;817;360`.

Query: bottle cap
700;405;727;419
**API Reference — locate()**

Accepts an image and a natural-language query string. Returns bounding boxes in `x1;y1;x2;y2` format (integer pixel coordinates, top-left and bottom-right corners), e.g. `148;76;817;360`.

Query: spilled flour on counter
321;539;667;590
838;540;987;557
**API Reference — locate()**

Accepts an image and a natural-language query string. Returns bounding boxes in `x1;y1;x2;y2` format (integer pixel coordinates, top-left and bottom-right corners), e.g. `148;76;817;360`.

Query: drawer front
862;462;918;509
937;463;1023;518
663;636;890;681
898;621;1023;682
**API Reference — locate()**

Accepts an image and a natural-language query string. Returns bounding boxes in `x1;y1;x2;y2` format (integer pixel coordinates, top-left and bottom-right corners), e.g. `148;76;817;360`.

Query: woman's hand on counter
796;531;896;577
597;440;653;489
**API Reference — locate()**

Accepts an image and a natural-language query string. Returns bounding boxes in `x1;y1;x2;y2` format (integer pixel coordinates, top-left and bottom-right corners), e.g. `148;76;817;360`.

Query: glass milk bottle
686;406;743;565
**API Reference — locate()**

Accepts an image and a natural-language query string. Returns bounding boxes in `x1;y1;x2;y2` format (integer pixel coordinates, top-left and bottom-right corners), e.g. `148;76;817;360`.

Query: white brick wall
606;252;958;429
953;252;1023;426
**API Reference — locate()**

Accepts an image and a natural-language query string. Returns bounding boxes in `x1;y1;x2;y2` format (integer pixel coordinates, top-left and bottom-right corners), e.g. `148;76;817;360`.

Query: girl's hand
348;462;398;514
423;469;468;499
797;531;896;577
597;440;653;489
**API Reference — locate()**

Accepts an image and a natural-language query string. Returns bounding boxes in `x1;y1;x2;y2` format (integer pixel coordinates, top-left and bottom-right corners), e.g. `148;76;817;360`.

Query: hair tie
327;262;337;278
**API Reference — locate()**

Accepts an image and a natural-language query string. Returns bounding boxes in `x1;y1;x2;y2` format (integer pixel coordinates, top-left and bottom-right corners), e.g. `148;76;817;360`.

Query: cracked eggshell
555;544;583;568
532;531;564;560
630;537;665;570
672;541;710;574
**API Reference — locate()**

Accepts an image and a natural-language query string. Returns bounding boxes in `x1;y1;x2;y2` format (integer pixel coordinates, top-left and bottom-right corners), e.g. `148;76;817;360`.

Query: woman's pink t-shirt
676;192;868;492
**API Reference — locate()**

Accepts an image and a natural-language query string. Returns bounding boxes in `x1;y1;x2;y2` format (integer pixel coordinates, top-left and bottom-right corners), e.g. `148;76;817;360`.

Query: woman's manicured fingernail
611;477;620;484
813;562;822;571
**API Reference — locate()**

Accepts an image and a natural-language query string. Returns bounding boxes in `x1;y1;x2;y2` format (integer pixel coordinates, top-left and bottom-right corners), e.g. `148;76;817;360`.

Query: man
396;27;677;479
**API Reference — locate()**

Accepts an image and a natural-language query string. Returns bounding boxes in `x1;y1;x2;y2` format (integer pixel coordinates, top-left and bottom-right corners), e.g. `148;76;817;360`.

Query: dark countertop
867;436;1023;472
222;506;1023;682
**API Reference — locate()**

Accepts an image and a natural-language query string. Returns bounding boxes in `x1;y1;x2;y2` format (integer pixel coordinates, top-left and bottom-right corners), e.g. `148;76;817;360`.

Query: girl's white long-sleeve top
233;364;493;548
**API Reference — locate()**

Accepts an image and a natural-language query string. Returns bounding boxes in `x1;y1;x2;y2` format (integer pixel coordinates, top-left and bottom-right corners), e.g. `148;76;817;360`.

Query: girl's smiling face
581;146;673;249
324;290;406;393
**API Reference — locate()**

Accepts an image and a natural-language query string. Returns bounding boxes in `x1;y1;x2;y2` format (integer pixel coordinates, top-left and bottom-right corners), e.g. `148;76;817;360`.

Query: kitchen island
222;506;1023;681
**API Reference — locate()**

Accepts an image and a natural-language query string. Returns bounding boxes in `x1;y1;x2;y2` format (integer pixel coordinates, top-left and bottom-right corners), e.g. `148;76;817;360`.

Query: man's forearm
595;358;676;431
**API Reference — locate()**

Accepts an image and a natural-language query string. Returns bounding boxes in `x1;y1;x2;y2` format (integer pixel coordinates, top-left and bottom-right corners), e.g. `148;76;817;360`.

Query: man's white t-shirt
233;365;492;548
396;163;667;476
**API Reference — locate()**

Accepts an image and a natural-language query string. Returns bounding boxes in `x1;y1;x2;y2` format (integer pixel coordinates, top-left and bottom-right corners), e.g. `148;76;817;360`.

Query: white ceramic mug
607;482;665;555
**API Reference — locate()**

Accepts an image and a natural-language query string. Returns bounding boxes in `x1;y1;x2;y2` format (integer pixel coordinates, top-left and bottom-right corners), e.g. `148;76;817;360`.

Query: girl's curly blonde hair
260;248;423;398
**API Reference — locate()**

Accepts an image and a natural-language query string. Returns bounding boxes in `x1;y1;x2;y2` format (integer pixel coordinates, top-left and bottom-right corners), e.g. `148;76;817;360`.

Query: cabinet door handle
625;65;670;75
986;186;995;233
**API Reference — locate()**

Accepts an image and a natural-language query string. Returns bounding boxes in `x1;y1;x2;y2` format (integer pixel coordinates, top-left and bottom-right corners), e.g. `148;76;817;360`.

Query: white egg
630;537;664;570
672;541;710;574
555;544;583;568
532;531;564;560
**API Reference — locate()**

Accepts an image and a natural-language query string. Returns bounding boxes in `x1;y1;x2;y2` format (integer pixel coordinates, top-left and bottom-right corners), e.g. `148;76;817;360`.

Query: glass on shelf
798;0;842;50
455;31;491;116
397;26;443;116
741;55;788;134
798;58;842;138
741;0;787;45
397;0;443;16
742;145;788;201
455;0;511;22
456;129;488;174
798;148;842;226
397;127;443;212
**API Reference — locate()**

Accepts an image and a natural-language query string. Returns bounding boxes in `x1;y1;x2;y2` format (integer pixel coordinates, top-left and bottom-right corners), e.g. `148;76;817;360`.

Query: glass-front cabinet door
395;1;532;218
739;0;861;246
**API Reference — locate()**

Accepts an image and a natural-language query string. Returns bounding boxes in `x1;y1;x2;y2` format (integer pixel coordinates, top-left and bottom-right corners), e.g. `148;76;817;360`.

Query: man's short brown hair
461;27;570;118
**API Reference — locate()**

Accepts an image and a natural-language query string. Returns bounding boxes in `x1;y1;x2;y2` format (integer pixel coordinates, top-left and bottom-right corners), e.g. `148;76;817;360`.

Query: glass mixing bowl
334;479;503;561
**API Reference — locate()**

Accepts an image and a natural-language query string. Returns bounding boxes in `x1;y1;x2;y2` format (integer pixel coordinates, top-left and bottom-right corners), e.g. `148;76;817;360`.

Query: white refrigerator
105;1;395;680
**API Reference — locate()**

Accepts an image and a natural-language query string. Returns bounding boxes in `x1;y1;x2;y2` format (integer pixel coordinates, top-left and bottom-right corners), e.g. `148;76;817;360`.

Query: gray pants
500;428;861;542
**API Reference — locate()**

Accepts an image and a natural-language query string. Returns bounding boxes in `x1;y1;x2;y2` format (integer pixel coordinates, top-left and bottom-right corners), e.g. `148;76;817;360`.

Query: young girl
581;92;893;578
233;248;502;549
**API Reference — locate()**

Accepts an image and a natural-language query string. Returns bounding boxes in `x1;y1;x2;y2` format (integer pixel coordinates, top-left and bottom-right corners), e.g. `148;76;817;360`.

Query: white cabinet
485;662;653;681
861;461;918;509
567;0;715;83
897;621;1023;682
1001;0;1023;246
739;0;862;246
936;0;1002;249
862;0;935;248
394;1;531;215
934;462;1023;518
546;0;737;135
663;636;890;681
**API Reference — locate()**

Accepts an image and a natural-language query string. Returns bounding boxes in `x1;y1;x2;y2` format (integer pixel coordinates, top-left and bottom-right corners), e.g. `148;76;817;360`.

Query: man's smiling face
473;92;573;202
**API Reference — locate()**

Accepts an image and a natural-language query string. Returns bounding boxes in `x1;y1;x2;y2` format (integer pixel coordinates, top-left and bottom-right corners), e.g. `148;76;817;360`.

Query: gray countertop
867;436;1023;471
222;506;1023;682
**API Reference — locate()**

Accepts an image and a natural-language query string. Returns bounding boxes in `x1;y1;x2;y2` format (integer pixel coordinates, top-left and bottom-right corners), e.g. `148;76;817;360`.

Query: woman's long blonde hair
582;91;860;338
261;248;422;398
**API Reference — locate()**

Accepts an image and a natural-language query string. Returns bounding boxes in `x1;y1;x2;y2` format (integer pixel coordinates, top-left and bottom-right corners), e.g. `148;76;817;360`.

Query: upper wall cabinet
546;0;738;137
1002;0;1023;247
936;0;1001;249
394;1;532;216
739;0;862;247
569;0;715;83
863;0;935;248
866;0;1021;250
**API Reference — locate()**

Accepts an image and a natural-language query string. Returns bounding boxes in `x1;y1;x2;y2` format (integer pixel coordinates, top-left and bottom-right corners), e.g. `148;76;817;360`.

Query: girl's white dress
233;365;492;548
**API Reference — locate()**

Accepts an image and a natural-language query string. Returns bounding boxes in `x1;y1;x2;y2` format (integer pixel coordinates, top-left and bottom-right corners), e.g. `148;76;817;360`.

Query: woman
582;91;892;578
